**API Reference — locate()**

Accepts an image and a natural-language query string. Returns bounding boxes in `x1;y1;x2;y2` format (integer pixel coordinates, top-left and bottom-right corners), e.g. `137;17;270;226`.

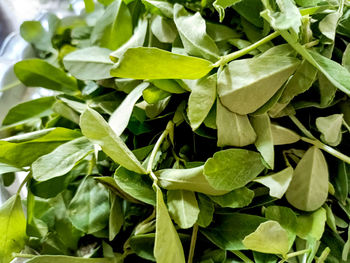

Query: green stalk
229;250;254;263
187;224;199;263
147;121;174;182
213;31;280;67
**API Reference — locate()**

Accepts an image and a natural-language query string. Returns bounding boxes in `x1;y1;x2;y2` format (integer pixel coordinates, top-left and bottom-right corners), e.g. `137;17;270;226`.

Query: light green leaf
270;124;300;145
14;59;78;94
251;114;274;169
84;0;95;12
173;4;219;61
209;187;254;208
32;137;93;182
151;16;177;43
143;85;171;104
109;82;149;136
217;55;299;114
110;18;148;61
111;47;213;79
156;166;228;195
188;74;217;131
265;206;297;234
286;146;328;211
20;21;53;52
80;107;146;174
141;0;173;18
114;166;156;205
342;43;350;72
203;148;265;191
262;0;302;35
154;185;186;263
319;11;341;41
167;190;200;229
196;194;214;228
254;167;293;199
150;79;187;94
213;0;242;22
316;114;343;146
68;176;110;234
206;22;241;42
216;99;256;147
296;207;327;241
201;213;266;250
26;255;115;263
243;221;290;257
109;194;123;241
91;0;132;50
52;101;80;124
63;47;113;80
0;128;81;167
0;163;21;175
278;60;318;105
0;195;26;263
1;96;55;127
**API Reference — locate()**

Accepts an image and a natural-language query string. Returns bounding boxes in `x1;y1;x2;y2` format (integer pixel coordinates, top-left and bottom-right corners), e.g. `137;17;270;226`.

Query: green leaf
91;0;132;50
167;190;200;229
151;16;177;43
154;184;186;263
109;82;149;136
63;47;114;80
32;137;93;181
262;0;302;35
109;194;123;241
130;234;156;261
110;18;148;61
213;0;242;22
0;163;21;175
251;114;274;169
114;166;156;205
334;161;349;205
156;166;229;195
242;221;290;257
26;255;115;263
270;124;300;145
217;55;299;115
150;79;187;94
286;146;329;211
342;43;350;72
110;47;214;79
1;96;56;127
142;0;173;18
84;0;95;12
216;99;256;147
188;74;217;131
296;207;327;241
14;59;78;94
201;213;266;250
68;176;110;234
206;22;241;42
80;107;146;174
319;11;341;41
143;85;171;104
196;194;214;228
316;114;343;146
0;128;81;167
173;4;219;61
208;187;254;208
203;148;265;191
254;167;293;199
0;195;26;263
20;21;53;52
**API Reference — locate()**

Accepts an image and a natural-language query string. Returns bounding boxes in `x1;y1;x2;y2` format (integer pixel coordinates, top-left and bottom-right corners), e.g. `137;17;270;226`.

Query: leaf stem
16;172;31;195
147;121;174;182
229;250;254;263
12;253;35;258
289;115;316;139
301;137;350;164
188;224;199;263
213;31;280;67
286;249;311;259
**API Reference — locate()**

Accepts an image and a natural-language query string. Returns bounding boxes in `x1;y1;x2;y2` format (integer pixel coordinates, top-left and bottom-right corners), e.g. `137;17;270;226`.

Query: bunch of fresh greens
1;0;350;262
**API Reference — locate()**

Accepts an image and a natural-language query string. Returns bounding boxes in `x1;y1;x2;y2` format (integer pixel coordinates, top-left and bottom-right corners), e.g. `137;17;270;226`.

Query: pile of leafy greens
1;0;350;262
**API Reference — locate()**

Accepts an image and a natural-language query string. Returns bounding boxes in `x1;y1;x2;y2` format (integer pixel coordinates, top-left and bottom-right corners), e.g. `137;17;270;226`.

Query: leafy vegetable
3;0;350;261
